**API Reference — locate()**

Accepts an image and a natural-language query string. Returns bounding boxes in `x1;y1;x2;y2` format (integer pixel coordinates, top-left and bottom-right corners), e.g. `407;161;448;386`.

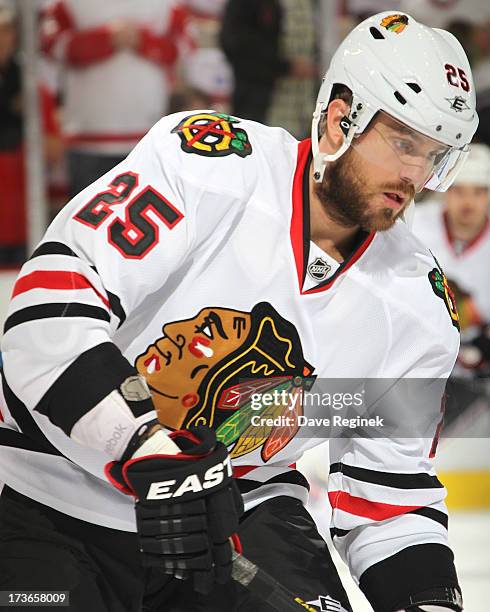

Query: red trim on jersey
328;490;421;521
305;232;375;294
11;271;110;310
290;139;376;295
442;210;490;257
291;139;311;291
233;465;257;478
104;461;135;496
169;429;202;447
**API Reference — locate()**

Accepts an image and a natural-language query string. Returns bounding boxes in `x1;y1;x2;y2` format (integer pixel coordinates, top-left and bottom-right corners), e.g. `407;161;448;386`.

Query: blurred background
0;0;488;609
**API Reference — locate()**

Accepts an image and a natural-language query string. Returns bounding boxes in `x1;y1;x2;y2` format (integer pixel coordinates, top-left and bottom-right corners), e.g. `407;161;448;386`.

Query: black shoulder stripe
329;462;444;490
4;303;110;334
330;527;350;539
35;342;137;435
409;507;448;529
28;244;127;329
90;264;126;329
1;373;63;457
106;291;126;328
0;427;61;455
29;241;78;259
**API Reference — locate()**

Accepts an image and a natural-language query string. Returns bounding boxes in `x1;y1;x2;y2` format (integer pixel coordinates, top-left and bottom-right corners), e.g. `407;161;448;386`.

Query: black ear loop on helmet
339;116;352;136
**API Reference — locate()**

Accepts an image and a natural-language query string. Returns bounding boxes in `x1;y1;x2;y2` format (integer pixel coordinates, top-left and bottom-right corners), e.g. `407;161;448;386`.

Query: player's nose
398;164;425;191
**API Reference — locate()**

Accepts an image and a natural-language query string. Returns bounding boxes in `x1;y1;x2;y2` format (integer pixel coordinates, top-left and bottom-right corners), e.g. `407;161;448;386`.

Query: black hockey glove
106;426;243;594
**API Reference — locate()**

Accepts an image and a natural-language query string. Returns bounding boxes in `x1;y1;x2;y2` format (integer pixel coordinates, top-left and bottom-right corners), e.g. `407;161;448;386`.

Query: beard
314;147;415;232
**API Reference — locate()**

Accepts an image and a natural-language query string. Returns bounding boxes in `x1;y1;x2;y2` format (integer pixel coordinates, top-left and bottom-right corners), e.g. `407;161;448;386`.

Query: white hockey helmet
312;11;479;192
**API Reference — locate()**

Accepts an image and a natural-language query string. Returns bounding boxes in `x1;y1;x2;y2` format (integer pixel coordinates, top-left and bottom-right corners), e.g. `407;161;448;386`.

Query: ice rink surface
306;501;490;611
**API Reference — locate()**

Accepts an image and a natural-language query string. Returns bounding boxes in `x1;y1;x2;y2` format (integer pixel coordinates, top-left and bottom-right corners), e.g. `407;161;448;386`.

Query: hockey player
413;143;490;329
0;12;477;612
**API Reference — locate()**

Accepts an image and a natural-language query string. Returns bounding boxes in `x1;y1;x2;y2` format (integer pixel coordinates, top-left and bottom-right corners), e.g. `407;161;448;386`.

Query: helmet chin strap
311;104;362;183
312;140;353;183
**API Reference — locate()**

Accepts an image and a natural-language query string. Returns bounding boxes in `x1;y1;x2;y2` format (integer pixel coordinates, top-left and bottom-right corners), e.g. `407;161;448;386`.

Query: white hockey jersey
0;111;460;584
413;200;490;324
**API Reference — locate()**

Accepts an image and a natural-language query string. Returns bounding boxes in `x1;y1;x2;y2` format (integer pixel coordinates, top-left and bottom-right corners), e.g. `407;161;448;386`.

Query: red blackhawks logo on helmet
380;14;409;34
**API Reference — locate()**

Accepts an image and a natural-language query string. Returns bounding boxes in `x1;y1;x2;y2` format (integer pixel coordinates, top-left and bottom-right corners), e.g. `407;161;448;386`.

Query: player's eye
392;137;414;155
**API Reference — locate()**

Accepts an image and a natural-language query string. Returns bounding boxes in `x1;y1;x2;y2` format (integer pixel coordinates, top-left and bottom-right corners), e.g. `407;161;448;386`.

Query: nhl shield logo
308;257;331;281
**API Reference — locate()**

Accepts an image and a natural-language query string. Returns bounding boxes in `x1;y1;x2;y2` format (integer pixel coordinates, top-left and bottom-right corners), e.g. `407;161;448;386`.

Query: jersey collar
290;139;375;295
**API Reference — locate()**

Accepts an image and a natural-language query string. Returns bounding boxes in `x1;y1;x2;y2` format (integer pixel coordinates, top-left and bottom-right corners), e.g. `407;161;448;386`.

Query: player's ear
322;99;351;154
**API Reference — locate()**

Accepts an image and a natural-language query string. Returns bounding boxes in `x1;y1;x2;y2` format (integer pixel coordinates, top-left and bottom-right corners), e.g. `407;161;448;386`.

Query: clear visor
350;111;468;192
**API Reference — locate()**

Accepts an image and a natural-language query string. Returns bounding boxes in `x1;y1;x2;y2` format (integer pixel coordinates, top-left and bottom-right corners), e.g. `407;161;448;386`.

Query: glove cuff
105;460;134;496
398;586;463;611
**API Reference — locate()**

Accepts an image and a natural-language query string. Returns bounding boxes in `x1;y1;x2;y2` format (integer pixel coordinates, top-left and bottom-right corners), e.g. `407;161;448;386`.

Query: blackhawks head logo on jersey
429;266;460;331
172;112;252;158
135;302;314;462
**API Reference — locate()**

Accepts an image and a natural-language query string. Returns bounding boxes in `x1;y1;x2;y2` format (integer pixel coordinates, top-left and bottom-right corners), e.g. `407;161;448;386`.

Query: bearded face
314;143;415;233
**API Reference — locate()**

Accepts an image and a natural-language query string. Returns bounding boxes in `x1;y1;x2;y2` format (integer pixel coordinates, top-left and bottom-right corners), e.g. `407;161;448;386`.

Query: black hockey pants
0;486;351;612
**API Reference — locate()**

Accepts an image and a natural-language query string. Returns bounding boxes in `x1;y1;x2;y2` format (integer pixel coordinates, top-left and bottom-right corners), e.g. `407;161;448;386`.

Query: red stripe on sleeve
66;26;115;67
12;271;110;310
40;0;75;57
233;465;257;478
40;1;114;66
138;28;178;66
328;490;421;521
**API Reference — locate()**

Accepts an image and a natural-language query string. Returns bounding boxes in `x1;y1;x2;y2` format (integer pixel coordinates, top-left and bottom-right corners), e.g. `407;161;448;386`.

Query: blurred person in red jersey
0;2;62;266
40;0;194;198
